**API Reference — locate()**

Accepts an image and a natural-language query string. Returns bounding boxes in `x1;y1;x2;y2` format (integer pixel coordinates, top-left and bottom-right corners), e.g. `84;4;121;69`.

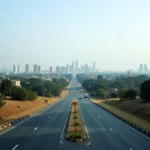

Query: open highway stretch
0;81;150;150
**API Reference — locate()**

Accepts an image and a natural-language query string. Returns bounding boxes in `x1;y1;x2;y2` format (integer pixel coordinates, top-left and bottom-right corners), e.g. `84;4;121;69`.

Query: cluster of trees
0;75;71;105
77;74;150;101
21;77;69;97
0;79;37;101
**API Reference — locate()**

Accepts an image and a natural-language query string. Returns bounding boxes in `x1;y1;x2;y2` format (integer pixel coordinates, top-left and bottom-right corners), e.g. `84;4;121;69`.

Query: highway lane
0;85;74;150
76;86;150;150
0;81;150;150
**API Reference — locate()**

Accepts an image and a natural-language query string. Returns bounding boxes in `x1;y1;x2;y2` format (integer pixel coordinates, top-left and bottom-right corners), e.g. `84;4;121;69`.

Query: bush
12;87;37;101
0;93;5;108
26;90;37;100
12;87;27;101
73;116;78;119
110;93;118;98
70;133;82;139
74;122;79;126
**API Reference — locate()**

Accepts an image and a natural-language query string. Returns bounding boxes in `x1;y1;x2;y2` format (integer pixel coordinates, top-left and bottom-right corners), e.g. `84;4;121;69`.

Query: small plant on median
70;133;82;139
74;122;79;126
73;116;78;119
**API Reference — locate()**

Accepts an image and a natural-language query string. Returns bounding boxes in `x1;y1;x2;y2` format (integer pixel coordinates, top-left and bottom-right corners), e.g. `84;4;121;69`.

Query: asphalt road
0;81;150;150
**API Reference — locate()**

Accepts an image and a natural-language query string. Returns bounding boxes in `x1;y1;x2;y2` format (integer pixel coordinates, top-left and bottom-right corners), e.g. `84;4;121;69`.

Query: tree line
76;74;150;101
0;74;72;107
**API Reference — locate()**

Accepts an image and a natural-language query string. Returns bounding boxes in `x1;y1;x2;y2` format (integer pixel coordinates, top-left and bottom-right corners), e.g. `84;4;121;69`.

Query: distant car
79;95;84;99
83;94;90;98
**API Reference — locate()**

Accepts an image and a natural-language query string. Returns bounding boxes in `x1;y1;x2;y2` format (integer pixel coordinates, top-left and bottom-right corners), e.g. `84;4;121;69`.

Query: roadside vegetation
0;74;73;104
77;74;150;123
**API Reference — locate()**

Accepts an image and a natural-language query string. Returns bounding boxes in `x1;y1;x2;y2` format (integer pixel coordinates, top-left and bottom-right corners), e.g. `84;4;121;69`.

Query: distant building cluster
12;60;98;75
53;60;98;75
13;64;41;74
138;64;149;73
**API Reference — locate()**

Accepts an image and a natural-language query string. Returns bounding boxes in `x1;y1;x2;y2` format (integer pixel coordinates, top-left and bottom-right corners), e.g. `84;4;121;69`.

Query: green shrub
70;133;82;139
74;122;79;126
73;116;78;119
0;93;5;108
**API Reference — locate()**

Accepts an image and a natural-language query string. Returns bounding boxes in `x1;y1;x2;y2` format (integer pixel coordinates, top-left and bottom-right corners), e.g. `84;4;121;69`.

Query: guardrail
91;101;150;138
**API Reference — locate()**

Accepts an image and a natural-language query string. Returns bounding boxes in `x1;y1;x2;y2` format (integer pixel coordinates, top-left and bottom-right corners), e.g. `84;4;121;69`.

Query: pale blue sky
1;0;150;71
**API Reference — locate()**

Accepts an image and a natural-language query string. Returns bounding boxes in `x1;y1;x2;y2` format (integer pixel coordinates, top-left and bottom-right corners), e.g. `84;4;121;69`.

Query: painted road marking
60;140;64;144
12;144;19;150
98;116;100;119
87;142;91;146
130;149;133;150
34;127;38;131
60;106;71;139
110;128;113;132
48;116;51;118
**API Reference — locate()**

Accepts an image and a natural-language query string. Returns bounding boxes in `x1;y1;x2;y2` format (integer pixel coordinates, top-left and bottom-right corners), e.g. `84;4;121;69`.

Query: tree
110;93;118;98
123;89;137;100
0;93;5;108
95;89;108;98
12;87;27;101
140;79;150;101
0;79;13;98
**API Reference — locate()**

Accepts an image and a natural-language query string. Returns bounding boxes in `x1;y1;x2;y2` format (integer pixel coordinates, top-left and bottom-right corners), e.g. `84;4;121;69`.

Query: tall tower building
92;62;96;72
13;65;16;74
144;64;148;72
25;64;30;74
33;64;38;74
38;65;41;73
76;60;78;71
72;61;75;73
56;66;60;74
139;64;143;72
50;66;53;73
18;65;21;74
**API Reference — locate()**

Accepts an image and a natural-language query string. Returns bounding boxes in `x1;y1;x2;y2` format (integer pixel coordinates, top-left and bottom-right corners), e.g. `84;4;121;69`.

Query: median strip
65;100;85;142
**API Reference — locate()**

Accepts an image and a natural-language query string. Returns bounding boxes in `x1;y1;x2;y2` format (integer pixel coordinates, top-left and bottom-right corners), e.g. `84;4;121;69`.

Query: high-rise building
139;64;143;72
50;66;53;73
38;65;41;73
72;61;74;73
56;66;60;74
33;64;38;74
18;65;21;74
25;64;30;74
92;62;96;72
76;60;78;71
144;64;148;72
13;65;16;74
85;63;88;73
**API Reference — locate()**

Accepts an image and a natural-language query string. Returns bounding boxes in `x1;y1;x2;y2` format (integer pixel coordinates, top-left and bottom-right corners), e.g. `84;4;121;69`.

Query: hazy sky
1;0;150;71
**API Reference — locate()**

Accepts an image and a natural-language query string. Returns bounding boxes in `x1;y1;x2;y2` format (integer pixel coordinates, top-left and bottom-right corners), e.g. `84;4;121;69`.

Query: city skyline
1;1;150;71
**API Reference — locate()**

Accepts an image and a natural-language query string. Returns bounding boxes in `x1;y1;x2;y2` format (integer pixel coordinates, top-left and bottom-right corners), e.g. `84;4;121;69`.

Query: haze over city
1;0;150;71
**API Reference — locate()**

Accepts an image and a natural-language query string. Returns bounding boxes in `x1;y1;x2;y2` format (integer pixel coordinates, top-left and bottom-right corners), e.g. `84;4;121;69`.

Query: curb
90;101;150;138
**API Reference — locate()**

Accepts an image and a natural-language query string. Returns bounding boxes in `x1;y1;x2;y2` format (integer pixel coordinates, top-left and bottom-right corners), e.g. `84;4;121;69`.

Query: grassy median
66;100;85;142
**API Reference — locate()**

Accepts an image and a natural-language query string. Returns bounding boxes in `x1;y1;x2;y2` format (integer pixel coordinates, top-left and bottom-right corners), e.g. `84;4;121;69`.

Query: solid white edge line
89;100;150;141
60;104;71;139
12;144;19;150
78;100;90;140
0;97;66;136
48;116;51;118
